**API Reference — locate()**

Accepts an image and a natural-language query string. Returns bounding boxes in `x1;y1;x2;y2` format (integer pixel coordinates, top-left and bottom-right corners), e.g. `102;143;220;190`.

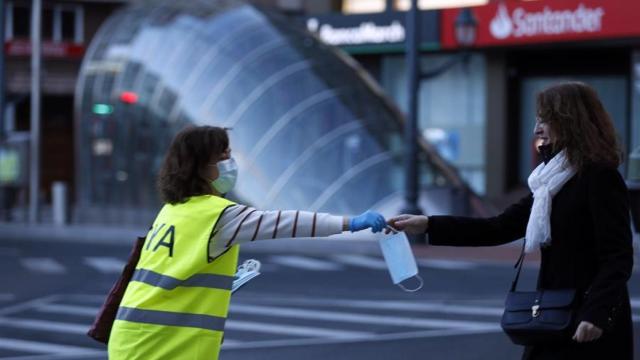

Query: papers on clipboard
232;259;261;293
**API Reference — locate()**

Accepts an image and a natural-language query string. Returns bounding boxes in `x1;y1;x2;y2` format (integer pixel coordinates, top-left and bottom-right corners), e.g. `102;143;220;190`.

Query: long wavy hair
536;82;622;171
157;126;229;204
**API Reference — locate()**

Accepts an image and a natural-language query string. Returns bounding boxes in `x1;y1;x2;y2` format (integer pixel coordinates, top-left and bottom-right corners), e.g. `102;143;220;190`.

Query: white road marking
331;255;388;270
242;297;504;317
83;257;125;274
230;304;497;331
270;255;343;271
0;337;96;355
0;293;16;302
0;247;20;256
0;317;88;334
62;294;106;303
221;327;501;350
20;258;66;274
630;298;640;309
0;295;62;316
227;319;371;339
0;351;105;360
417;259;477;270
36;304;97;317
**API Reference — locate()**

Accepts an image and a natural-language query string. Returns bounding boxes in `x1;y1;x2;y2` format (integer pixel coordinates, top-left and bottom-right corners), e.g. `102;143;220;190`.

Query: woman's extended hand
349;211;386;233
386;214;429;234
572;321;603;343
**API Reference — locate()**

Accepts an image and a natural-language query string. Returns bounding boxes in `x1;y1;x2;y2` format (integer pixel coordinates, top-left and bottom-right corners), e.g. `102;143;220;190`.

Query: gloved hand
349;210;386;233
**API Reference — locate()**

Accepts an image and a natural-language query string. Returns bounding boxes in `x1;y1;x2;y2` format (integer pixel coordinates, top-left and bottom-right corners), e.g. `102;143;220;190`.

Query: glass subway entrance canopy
75;0;477;225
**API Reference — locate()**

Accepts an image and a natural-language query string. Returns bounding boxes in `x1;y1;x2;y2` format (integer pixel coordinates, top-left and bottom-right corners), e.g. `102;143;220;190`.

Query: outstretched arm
210;206;384;257
388;194;534;247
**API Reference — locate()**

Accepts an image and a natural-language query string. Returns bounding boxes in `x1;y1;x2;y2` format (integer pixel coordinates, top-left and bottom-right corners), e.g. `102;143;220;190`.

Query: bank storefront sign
305;11;439;53
442;0;640;49
489;3;604;40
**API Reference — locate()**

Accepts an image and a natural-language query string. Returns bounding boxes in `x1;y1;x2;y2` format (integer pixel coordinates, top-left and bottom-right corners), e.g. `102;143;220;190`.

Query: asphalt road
0;238;638;360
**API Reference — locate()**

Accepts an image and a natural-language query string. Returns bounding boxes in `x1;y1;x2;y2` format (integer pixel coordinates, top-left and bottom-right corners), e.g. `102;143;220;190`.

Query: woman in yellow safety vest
108;125;386;360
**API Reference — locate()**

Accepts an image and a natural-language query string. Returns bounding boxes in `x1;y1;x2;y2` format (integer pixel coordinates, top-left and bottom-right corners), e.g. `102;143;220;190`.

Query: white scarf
525;149;576;253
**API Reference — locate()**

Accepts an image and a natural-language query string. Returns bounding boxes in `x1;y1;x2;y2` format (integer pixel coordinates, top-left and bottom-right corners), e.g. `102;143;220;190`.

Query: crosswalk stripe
0;293;15;302
0;247;20;256
0;353;105;360
220;339;241;346
0;295;62;317
30;303;371;339
83;257;126;274
230;304;497;331
245;297;504;317
269;255;343;271
630;298;640;309
417;259;477;270
20;258;66;274
36;304;97;317
227;319;371;339
221;327;501;350
0;317;88;334
0;337;96;355
63;294;106;304
331;255;387;270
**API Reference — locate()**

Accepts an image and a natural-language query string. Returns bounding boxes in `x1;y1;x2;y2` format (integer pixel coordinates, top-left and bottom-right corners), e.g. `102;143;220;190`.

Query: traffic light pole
29;0;41;224
402;0;424;225
0;0;5;140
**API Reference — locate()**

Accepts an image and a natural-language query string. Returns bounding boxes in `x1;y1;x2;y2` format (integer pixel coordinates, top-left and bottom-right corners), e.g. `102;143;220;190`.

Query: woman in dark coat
388;82;634;359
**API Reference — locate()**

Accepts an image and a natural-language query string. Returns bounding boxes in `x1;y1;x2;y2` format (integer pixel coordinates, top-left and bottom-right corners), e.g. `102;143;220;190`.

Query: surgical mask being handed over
211;157;238;195
379;227;423;292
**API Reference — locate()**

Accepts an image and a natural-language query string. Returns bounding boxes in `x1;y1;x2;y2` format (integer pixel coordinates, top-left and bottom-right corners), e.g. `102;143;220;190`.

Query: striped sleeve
209;204;343;258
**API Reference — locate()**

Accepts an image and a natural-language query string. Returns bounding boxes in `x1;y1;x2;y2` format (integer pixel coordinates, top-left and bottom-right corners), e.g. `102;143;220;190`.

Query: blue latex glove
349;210;386;233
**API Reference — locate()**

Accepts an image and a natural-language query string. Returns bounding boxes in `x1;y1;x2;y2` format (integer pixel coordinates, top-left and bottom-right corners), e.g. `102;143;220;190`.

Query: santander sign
489;3;605;40
442;0;640;49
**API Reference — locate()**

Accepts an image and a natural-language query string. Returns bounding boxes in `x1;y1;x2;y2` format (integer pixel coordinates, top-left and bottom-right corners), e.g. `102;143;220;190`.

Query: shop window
12;5;29;38
5;2;83;43
42;8;53;40
342;0;491;13
342;0;386;14
394;0;488;11
60;8;75;41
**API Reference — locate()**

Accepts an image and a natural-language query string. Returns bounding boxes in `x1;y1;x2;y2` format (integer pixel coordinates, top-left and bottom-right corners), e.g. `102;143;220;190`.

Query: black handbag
500;241;578;346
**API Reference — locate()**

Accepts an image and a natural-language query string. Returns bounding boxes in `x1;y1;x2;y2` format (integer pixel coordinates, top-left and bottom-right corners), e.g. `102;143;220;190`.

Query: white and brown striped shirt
209;205;344;258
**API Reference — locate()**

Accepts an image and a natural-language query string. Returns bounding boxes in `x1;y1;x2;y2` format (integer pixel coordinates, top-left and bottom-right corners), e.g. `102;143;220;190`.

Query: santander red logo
489;3;605;40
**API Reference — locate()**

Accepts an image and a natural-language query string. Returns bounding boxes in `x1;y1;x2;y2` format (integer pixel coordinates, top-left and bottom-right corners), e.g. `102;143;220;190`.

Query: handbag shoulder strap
510;239;526;292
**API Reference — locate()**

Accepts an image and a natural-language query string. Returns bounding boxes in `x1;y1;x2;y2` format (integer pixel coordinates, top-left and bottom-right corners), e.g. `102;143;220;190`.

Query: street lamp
454;8;478;48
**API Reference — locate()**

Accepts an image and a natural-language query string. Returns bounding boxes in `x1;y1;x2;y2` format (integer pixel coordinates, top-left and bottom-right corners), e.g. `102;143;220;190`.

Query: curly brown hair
536;82;622;171
157;126;229;204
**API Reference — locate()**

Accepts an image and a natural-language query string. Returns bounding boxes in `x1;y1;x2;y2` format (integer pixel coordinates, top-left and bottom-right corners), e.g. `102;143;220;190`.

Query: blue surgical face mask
211;158;238;195
379;230;423;292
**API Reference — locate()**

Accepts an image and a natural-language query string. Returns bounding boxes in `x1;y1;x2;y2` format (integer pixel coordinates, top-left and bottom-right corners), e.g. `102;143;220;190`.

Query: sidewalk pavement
0;221;539;265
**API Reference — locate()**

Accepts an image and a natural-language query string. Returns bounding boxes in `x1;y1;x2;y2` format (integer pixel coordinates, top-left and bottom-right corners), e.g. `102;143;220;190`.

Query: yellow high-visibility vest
108;195;237;360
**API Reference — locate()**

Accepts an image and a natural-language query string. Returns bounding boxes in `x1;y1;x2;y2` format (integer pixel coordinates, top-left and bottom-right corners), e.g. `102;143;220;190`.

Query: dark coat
428;164;635;360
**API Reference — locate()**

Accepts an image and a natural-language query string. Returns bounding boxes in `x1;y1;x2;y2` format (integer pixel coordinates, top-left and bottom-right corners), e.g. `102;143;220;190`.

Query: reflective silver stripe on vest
116;306;226;332
132;269;233;291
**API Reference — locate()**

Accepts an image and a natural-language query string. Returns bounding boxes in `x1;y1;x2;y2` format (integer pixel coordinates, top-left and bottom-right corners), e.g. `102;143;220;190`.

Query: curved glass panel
75;1;457;224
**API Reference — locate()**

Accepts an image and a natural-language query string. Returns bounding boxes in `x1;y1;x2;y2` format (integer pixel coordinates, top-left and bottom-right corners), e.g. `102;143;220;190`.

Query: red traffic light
119;91;139;104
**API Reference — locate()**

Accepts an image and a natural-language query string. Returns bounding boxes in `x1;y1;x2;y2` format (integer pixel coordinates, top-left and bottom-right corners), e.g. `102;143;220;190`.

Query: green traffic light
92;104;114;115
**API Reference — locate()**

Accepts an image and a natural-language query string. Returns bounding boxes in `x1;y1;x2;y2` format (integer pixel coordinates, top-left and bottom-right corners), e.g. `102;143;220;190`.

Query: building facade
309;0;640;208
1;0;127;220
441;0;640;204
